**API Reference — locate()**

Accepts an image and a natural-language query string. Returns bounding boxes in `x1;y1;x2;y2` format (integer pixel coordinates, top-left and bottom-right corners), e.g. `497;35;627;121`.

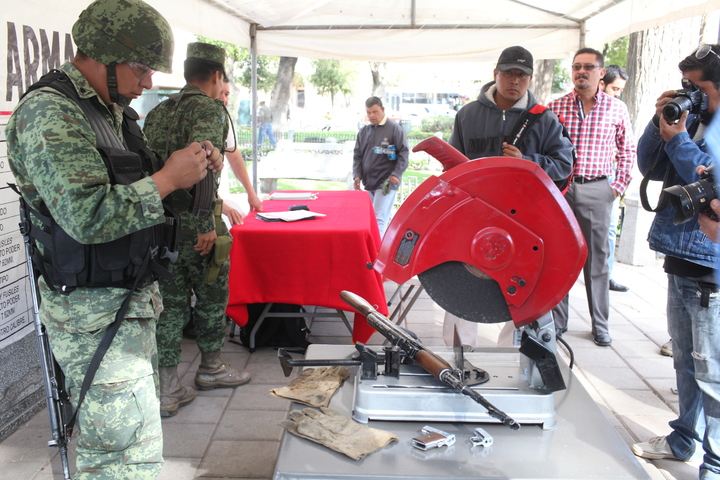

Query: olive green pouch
205;200;232;283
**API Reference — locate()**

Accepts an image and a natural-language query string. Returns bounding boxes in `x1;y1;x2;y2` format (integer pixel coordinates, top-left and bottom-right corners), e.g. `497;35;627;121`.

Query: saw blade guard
375;155;587;328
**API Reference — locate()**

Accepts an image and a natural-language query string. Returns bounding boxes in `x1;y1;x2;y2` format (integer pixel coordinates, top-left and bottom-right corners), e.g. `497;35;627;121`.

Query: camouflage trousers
156;231;231;367
43;316;163;479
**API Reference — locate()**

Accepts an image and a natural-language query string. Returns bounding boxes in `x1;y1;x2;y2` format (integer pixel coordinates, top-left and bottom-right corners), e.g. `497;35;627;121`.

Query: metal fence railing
235;130;430;149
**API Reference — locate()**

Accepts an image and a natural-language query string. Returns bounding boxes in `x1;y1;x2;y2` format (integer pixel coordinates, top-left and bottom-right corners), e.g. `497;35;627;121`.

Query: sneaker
660;340;673;357
631;436;681;460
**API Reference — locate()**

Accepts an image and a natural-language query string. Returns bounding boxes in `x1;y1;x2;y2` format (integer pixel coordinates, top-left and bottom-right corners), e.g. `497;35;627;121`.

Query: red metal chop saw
376;137;586;329
350;138;587;428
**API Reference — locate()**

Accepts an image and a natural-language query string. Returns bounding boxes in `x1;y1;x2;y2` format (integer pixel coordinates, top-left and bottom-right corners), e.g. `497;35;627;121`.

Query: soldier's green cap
72;0;174;73
186;42;226;66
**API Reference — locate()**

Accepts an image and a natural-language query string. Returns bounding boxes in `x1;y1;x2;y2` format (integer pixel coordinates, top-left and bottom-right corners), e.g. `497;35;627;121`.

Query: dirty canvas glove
279;407;398;460
381;178;392;195
270;366;350;407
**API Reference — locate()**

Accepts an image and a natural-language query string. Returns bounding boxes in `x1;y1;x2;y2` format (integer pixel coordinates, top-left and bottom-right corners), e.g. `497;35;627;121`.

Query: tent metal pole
250;23;258;193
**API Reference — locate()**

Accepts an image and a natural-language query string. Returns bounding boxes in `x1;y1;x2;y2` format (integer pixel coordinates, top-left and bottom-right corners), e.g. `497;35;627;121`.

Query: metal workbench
273;344;650;480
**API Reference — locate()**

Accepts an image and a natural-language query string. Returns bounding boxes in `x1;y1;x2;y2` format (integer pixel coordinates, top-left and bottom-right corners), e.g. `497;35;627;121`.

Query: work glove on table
270;366;350;407
280;407;398;460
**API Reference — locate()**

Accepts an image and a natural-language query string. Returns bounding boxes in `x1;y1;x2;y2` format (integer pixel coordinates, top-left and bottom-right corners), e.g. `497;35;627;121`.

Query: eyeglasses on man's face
571;64;601;72
127;62;156;80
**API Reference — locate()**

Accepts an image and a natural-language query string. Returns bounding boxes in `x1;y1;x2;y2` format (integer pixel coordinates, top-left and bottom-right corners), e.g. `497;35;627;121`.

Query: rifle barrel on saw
340;290;520;430
20;202;72;480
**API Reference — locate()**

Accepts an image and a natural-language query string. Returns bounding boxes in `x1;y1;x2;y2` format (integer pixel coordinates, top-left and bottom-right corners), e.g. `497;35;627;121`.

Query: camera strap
639;162;676;213
506;104;576;194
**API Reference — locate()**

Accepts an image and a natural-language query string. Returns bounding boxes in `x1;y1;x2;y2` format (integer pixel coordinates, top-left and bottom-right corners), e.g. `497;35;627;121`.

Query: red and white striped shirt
548;89;636;195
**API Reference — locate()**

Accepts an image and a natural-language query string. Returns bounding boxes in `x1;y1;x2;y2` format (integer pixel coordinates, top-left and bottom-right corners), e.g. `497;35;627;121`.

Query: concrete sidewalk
0;260;703;480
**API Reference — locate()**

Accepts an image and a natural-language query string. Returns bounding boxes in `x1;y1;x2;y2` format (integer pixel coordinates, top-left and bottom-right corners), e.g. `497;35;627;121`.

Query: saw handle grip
411;137;469;172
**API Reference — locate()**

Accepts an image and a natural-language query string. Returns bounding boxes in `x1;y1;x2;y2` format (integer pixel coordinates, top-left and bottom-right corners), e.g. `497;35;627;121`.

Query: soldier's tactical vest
19;70;179;293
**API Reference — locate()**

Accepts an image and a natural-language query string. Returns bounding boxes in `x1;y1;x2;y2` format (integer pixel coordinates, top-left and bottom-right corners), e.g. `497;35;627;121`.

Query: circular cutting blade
418;261;512;323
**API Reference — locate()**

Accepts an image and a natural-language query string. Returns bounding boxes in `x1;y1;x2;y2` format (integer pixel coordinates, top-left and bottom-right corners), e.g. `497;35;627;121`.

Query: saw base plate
352;347;556;430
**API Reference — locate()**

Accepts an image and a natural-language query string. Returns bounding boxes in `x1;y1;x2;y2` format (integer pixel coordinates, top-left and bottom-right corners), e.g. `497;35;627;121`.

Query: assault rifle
20;203;72;480
340;290;520;430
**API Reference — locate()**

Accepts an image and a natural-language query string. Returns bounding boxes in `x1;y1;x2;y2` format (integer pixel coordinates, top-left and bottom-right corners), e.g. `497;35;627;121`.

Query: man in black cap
446;45;574;346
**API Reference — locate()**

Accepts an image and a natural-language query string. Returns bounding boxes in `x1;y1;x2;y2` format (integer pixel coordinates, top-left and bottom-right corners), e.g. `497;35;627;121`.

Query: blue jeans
666;274;720;479
368;185;398;237
258;122;276;147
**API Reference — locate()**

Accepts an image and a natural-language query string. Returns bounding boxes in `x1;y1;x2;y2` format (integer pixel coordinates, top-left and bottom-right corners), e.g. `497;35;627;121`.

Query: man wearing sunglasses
632;44;720;480
548;48;637;347
5;0;222;477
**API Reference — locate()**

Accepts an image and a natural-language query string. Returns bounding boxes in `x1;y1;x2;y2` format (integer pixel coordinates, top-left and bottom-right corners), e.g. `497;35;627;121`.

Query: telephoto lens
662;78;705;123
663;96;695;123
663;165;719;225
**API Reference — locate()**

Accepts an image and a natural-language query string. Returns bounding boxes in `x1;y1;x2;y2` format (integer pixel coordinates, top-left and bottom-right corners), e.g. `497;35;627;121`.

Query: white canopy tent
3;0;720;184
156;0;719;63
147;0;720;185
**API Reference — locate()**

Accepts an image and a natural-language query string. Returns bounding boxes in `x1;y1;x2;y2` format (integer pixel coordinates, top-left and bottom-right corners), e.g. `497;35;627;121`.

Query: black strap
507;105;576;194
65;249;152;438
639;161;675;213
506;107;546;147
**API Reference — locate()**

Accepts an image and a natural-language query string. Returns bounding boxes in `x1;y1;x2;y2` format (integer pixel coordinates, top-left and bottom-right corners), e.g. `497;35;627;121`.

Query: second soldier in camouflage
144;42;252;417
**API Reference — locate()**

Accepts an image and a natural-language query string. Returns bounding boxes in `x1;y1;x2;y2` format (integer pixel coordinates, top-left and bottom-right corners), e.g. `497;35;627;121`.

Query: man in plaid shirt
548;48;637;347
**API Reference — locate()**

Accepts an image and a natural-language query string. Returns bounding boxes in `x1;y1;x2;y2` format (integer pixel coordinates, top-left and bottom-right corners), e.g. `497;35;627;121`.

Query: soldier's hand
222;203;244;226
195;230;217;255
201;141;224;173
501;142;523;158
153;142;208;198
248;192;264;212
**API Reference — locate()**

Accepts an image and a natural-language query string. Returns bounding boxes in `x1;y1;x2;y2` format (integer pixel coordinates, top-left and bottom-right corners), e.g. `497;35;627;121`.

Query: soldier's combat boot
195;351;251;390
159;365;196;417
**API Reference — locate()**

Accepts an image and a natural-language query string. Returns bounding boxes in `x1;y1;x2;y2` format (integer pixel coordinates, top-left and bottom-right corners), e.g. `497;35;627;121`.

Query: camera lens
664;178;715;225
662;96;693;122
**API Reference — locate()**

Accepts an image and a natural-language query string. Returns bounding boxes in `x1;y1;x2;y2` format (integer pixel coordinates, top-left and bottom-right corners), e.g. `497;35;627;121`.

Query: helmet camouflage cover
72;0;174;73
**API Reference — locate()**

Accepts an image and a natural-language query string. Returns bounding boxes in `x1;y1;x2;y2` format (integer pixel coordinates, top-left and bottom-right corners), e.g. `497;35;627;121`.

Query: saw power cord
556;336;575;369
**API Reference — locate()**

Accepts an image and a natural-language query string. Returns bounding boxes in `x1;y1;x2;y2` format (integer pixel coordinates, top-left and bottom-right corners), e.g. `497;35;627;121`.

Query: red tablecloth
225;190;388;343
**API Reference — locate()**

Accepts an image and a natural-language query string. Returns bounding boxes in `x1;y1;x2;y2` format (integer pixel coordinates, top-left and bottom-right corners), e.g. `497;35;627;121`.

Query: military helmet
72;0;174;73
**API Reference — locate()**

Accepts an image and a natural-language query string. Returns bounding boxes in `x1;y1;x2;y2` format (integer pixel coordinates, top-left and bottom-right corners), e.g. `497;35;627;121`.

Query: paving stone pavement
0;259;707;480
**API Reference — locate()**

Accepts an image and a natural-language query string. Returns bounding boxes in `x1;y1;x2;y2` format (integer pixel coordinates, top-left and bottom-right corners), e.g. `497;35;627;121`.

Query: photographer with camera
633;44;720;480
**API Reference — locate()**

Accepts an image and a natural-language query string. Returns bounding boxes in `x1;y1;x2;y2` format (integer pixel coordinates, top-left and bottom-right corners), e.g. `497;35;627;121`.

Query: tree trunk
270;56;298;133
530;59;555;106
370;61;387;98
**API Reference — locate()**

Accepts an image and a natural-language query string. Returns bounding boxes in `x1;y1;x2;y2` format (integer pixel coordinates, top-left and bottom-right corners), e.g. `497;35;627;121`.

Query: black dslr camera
662;78;706;123
664;164;719;225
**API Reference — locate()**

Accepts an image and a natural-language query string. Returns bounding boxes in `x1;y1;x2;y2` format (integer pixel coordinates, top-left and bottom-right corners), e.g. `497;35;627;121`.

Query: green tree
308;59;355;109
196;36;278;92
552;62;570;94
603;36;629;68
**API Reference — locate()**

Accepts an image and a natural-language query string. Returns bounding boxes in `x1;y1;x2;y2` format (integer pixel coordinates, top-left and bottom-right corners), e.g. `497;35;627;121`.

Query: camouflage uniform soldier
144;43;251;417
5;0;222;478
